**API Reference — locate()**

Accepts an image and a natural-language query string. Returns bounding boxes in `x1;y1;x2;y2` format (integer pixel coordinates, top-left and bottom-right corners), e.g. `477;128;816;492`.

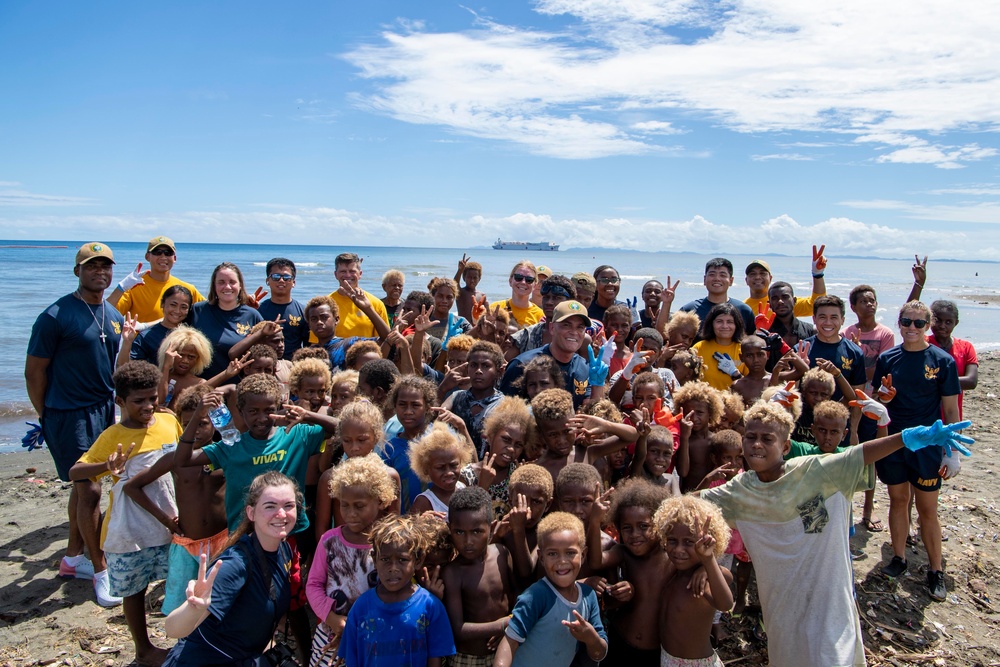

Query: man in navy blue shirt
257;258;311;360
25;242;125;607
501;301;595;408
679;258;755;334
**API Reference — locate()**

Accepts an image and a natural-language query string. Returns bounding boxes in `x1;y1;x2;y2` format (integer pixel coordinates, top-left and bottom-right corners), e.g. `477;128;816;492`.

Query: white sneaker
58;556;95;580
93;572;122;607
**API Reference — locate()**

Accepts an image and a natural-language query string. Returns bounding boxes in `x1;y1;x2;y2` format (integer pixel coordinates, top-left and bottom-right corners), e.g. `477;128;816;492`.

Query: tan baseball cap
551;300;592;326
147;236;176;253
536;265;552;278
745;259;771;275
75;242;115;266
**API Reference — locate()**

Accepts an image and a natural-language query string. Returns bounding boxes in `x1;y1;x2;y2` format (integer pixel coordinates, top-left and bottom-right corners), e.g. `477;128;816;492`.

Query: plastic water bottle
164;379;177;406
208;405;241;446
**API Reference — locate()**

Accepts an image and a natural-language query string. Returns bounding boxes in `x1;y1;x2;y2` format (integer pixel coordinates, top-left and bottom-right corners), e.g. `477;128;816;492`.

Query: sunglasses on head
900;317;928;328
149;248;174;256
540;284;572;298
269;273;294;282
512;273;536;284
597;276;620;285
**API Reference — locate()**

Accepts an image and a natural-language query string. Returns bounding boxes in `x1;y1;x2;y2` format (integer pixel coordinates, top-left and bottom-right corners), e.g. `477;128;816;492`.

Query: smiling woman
500;260;544;328
162;472;300;667
186;262;263;379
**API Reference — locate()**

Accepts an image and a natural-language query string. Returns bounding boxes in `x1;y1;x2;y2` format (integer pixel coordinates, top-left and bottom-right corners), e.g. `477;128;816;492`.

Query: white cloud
926;185;1000;196
0;185;97;207
343;1;1000;160
3;207;994;259
751;153;813;162
631;120;684;135
840;198;1000;224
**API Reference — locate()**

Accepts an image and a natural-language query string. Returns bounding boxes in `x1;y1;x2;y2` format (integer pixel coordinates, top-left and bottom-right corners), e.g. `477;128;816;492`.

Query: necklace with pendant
76;290;107;343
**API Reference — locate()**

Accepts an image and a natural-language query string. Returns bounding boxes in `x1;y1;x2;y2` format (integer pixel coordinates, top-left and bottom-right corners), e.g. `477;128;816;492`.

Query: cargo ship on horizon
492;238;559;251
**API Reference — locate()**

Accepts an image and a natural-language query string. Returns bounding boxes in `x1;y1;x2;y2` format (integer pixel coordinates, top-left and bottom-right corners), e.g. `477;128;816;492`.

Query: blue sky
2;0;999;258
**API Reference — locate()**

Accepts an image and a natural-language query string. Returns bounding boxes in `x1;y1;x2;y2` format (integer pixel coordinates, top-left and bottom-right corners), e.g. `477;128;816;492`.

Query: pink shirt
843;323;895;388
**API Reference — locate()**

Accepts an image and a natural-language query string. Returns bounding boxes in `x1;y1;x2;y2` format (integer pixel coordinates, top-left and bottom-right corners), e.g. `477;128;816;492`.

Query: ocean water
2;240;998;452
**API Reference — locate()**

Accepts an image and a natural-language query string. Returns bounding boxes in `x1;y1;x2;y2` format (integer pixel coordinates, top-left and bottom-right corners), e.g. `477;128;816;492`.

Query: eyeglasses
541;284;572;298
596;277;620;285
512;274;536;284
149;248;174;257
269;273;294;282
900;317;928;328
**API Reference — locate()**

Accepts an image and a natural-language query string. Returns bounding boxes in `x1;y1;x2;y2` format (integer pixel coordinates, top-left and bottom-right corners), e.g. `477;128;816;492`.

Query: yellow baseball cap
75;242;115;266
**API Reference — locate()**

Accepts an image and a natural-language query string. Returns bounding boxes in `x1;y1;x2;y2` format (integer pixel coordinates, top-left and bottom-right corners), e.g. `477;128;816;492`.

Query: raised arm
906;255;927;303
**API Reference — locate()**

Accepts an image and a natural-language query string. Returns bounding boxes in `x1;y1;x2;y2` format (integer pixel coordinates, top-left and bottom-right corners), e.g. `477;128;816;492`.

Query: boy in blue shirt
257;257;311;360
496;512;607;667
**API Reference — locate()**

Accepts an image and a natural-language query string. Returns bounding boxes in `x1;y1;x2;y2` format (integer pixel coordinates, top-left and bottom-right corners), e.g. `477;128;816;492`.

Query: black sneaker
881;556;908;578
928;570;947;601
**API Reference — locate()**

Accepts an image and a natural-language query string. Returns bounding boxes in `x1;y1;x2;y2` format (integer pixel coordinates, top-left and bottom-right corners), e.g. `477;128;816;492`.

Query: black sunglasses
149;248;174;257
512;273;536;284
269;273;294;282
900;317;928;328
540;284;572;298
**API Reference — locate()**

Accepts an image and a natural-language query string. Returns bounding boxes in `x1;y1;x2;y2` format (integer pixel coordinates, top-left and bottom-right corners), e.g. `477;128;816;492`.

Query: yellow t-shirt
745;294;819;319
692;339;747;391
501;299;545;328
116;274;205;323
77;414;182;545
328;289;389;338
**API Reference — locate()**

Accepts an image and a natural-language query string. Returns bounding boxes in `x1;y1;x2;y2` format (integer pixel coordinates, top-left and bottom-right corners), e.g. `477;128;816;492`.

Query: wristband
179;437;195;445
812;273;824;279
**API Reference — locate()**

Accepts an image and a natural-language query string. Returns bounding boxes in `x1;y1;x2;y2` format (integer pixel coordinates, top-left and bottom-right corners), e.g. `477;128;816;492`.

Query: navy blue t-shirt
874;345;960;434
799;335;866;401
187;302;263;379
162;535;292;667
587;298;625;324
129;322;171;364
680;297;755;336
27;293;124;410
258;298;310;361
500;344;590;408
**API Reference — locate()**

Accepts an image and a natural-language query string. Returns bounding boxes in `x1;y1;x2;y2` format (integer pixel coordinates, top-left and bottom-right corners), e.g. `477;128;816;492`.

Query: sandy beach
1;355;999;666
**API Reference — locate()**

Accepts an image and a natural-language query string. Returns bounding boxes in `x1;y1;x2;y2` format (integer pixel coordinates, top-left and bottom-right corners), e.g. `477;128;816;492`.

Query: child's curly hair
246;343;278;368
345;340;381;370
555;463;601;499
288;358;332;396
509;463;554;502
709;429;743;461
427;276;459;298
812;400;850;427
482;396;534;457
671;348;704;381
760;386;802;420
330;369;359;393
368;514;429;563
291;346;331;367
582;398;622;424
336;400;386;451
800;368;835;396
653;495;731;559
537;511;585;549
444;334;475;355
646;425;675;453
467;340;504;372
513;355;563;398
718;392;745;430
673;381;724;427
744;401;795;439
159;325;213;376
665;311;700;341
113;360;161;399
408;422;474;484
236;373;282;410
414;512;453;562
631;371;665;397
530;388;574;422
448;486;494;524
608;478;671;529
304;295;340;321
328;453;396;508
386;376;439;423
175;383;213;417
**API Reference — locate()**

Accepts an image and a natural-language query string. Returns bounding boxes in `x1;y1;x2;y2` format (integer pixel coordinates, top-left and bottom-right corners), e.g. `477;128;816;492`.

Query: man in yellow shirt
326;252;390;339
110;236;205;323
744;245;827;317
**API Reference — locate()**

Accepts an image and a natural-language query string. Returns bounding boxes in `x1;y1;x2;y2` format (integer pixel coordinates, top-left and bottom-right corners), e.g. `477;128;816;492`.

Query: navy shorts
874;445;943;492
41;398;116;481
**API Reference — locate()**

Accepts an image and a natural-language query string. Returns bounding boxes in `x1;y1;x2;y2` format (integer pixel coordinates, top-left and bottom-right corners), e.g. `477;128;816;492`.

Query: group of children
65;249;978;667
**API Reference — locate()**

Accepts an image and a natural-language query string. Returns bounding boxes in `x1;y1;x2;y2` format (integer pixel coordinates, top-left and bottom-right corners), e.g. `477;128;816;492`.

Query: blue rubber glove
627;296;640;324
22;422;44;451
713;352;740;379
901;420;974;457
440;313;464;351
586;345;610;387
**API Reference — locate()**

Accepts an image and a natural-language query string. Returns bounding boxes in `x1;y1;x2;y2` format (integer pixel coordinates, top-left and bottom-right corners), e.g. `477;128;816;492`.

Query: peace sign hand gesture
692;514;717;563
106;442;136;475
478;452;498;489
247;286;268;309
186;553;223;611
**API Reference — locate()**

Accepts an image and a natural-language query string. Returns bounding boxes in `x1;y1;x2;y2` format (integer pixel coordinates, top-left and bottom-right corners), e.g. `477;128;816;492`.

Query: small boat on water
492;238;559;252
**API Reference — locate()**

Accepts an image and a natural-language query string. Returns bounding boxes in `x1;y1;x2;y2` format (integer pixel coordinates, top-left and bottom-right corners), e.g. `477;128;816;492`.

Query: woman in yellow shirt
499;260;544;328
692;302;747;391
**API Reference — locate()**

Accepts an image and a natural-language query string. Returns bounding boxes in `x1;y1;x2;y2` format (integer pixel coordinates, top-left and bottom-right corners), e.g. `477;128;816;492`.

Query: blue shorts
107;544;169;598
874;445;943;492
41;398;116;481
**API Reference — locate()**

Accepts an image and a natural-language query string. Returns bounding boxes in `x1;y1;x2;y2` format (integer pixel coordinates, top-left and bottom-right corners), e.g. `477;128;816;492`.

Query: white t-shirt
701;446;874;667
